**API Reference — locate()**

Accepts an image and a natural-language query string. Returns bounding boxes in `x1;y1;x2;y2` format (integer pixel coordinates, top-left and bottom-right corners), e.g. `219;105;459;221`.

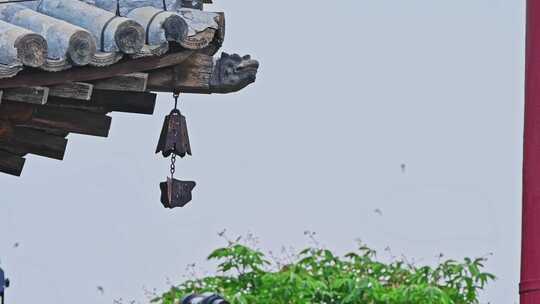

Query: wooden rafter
0;50;194;89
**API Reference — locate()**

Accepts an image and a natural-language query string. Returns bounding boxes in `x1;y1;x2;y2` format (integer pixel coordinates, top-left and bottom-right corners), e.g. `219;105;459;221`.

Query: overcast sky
0;1;525;303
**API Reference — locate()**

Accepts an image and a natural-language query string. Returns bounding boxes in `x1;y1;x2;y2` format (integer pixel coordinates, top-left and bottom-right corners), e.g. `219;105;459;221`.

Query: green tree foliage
154;237;494;304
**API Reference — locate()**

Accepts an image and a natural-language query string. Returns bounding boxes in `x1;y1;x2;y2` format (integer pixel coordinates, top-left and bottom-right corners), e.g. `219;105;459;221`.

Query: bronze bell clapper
157;92;196;209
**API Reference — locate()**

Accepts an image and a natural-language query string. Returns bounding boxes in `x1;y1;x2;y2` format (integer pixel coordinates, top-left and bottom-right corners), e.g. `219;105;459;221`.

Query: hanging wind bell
156;109;191;158
157;92;196;209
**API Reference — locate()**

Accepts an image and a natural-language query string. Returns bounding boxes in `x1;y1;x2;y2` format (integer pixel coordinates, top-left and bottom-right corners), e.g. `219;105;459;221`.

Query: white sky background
0;0;525;303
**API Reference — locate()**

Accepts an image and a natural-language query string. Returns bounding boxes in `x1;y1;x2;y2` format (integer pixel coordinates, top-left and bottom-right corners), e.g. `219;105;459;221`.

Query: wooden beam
40;102;107;114
3;87;49;105
0;101;112;137
25;106;112;137
92;90;156;114
0;144;27;157
0;150;25;176
23;126;69;138
148;52;213;93
47;90;156;115
147;52;259;94
0;50;194;89
48;82;94;100
0;127;67;160
0;120;13;140
91;73;148;92
0;102;34;123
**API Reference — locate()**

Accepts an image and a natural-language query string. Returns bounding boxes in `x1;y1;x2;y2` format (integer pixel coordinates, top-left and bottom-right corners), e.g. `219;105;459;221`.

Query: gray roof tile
0;0;216;78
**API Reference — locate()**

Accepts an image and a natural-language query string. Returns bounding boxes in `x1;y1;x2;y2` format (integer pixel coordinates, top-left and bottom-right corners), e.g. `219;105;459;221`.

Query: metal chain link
170;153;176;179
173;91;180;110
169;91;180;179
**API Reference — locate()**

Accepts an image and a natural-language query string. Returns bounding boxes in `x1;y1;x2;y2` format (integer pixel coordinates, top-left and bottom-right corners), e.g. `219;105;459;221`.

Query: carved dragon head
210;52;259;93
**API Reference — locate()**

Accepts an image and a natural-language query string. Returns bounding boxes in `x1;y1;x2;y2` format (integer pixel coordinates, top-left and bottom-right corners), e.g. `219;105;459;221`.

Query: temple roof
0;0;259;177
0;0;219;78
